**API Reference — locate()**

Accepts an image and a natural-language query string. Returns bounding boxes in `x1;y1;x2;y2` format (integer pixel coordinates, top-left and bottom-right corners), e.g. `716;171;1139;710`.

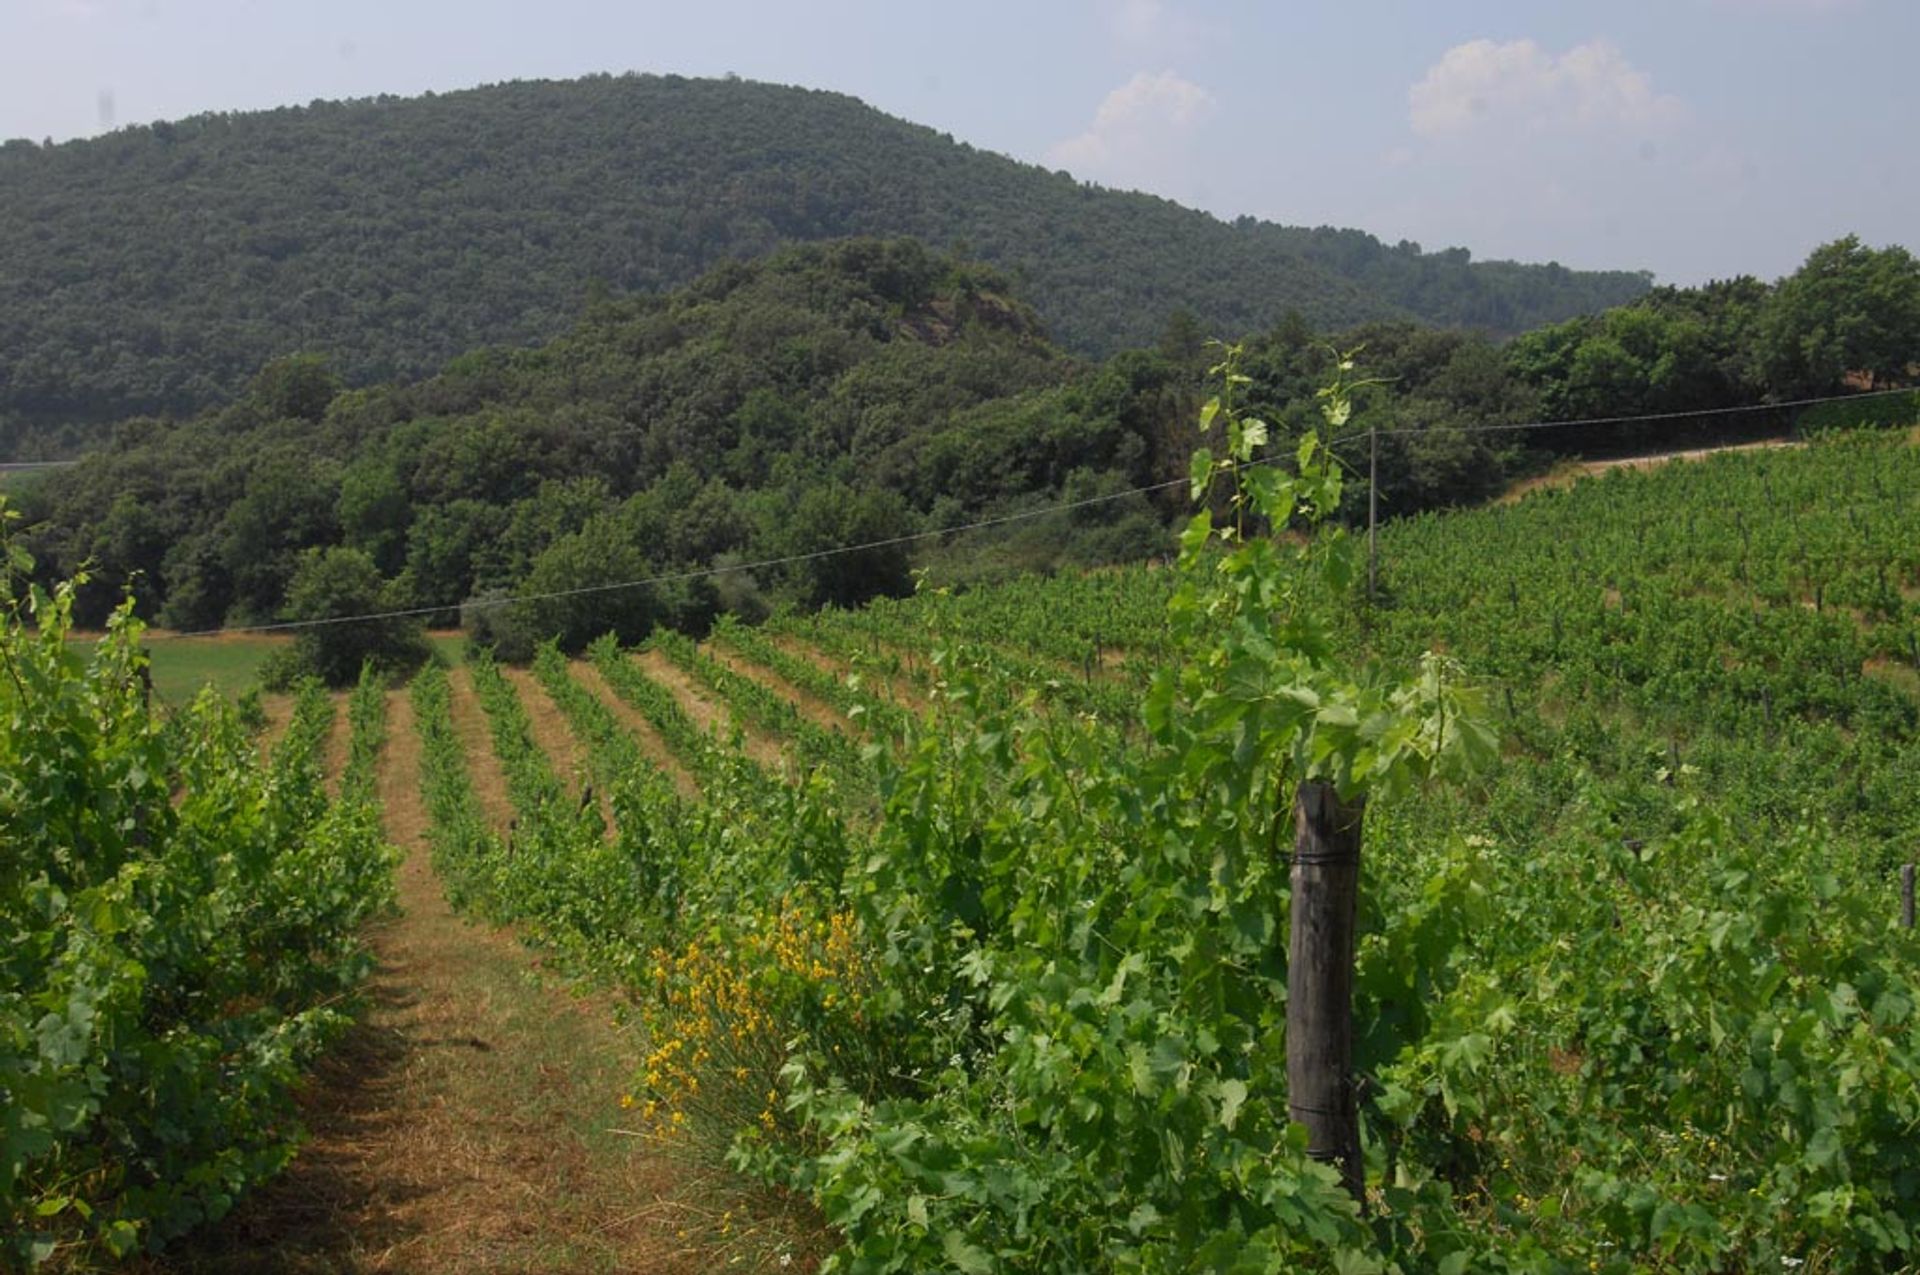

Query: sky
2;0;1913;286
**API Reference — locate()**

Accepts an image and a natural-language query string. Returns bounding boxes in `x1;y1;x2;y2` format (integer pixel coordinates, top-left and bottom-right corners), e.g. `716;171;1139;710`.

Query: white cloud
1045;69;1216;176
1409;38;1684;140
1366;38;1778;283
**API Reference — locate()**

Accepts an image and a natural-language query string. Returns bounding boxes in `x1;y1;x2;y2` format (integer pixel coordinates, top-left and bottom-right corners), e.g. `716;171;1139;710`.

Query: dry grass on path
151;688;817;1273
501;664;614;832
259;693;295;764
321;693;351;800
632;648;787;775
1865;657;1920;701
570;662;700;801
705;641;851;736
768;634;930;715
445;664;517;835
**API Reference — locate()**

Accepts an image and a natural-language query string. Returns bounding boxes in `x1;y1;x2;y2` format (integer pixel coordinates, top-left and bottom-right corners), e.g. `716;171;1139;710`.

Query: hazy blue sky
3;0;1912;285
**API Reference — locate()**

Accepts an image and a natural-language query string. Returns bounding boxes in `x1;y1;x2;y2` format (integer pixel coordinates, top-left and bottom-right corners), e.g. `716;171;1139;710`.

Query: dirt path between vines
571;662;700;801
632;648;788;775
322;692;351;800
259;693;295;764
704;640;852;736
151;689;762;1274
501;665;615;833
769;634;930;715
446;664;517;836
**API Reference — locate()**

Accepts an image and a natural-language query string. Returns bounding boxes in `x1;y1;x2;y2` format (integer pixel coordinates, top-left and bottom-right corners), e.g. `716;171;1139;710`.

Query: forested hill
20;239;1187;640
0;73;1651;456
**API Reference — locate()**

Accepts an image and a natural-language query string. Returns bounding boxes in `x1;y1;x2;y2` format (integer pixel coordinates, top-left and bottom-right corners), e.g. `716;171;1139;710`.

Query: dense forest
0;73;1655;458
20;239;1182;644
16;231;1916;677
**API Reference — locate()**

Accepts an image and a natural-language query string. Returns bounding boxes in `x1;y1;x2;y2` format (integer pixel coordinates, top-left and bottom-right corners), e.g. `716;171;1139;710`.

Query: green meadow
63;630;466;704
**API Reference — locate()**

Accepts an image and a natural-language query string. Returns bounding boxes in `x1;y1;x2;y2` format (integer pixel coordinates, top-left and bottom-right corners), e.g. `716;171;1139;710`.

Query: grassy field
426;630;465;666
137;635;290;703
63;630;469;703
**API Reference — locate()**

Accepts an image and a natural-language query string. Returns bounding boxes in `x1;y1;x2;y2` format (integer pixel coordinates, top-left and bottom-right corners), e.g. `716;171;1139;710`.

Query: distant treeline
14;234;1917;673
0;73;1651;459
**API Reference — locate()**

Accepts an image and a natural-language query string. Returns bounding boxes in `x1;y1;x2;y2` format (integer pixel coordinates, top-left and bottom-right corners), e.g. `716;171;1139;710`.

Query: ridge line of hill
0;72;1651;456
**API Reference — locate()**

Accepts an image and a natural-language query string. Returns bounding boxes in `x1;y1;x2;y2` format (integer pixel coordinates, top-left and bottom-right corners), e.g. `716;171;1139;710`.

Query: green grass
136;637;288;703
427;630;466;666
61;633;283;704
64;629;469;705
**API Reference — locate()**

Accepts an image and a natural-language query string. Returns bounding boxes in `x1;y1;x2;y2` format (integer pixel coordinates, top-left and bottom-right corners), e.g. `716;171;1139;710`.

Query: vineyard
7;422;1920;1270
2;563;395;1265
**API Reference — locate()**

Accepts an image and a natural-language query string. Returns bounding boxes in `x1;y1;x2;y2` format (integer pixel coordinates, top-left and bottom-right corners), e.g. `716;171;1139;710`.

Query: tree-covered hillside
0;73;1652;457
20;239;1190;639
22;230;1916;666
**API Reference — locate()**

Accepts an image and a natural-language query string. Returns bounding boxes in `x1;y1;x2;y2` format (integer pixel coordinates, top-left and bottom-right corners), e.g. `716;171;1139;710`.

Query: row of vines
413;422;1920;1270
85;409;1899;1268
1;512;395;1266
6;411;1902;1267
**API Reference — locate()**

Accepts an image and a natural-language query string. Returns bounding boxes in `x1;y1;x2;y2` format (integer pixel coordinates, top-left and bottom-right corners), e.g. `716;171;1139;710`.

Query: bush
1796;388;1920;435
281;545;430;685
460;591;538;664
463;514;667;660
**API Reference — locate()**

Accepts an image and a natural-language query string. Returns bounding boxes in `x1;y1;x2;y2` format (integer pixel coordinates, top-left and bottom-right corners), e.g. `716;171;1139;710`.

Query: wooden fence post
1902;863;1915;931
1288;780;1366;1204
